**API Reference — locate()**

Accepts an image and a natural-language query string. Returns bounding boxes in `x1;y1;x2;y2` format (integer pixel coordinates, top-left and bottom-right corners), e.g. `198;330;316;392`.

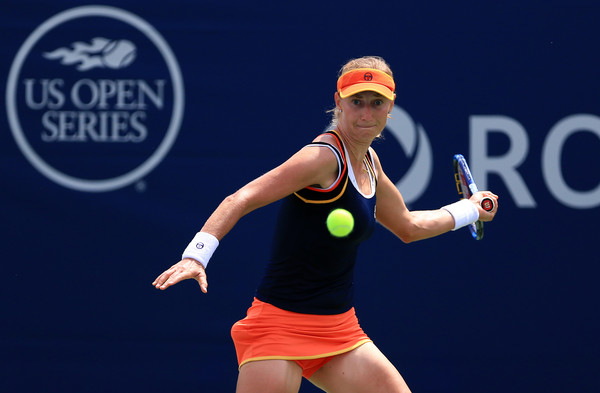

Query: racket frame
453;154;485;240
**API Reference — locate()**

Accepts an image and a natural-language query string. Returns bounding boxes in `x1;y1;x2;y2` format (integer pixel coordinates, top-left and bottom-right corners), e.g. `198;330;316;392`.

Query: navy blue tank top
256;130;377;315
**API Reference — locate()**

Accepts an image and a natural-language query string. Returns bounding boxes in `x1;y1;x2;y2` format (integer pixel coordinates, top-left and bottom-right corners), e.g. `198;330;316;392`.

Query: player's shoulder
303;132;341;158
312;131;339;145
368;145;380;162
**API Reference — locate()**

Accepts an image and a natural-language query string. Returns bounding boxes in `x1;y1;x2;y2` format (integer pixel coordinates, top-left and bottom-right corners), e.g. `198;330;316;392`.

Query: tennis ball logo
101;39;136;69
43;37;136;71
326;208;354;238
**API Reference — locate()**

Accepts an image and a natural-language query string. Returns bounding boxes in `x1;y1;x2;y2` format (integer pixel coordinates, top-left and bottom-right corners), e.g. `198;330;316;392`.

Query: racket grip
480;197;495;212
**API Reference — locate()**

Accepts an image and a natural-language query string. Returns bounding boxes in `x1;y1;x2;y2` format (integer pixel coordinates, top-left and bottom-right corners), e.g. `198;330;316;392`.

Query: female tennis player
153;56;498;393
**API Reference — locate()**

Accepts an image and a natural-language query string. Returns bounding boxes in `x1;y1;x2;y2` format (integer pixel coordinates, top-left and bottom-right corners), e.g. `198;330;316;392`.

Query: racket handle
480;197;495;212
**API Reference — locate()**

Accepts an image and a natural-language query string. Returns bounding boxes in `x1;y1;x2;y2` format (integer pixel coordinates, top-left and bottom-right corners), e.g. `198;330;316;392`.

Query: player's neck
336;126;370;165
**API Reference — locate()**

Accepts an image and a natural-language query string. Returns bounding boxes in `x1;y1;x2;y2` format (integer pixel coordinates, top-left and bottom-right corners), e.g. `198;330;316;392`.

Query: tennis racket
453;154;495;240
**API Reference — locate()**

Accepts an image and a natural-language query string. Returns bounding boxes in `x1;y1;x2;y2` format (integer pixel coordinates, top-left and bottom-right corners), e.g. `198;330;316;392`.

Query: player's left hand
471;191;498;222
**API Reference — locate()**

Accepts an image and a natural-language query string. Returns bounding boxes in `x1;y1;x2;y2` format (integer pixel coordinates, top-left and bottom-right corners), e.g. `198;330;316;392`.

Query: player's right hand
152;258;208;293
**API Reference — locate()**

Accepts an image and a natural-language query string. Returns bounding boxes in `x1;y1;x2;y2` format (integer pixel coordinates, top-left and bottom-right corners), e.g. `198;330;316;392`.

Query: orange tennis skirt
230;298;372;378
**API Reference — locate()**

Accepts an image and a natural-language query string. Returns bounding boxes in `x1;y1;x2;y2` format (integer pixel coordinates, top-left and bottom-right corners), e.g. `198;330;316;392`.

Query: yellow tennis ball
326;208;354;237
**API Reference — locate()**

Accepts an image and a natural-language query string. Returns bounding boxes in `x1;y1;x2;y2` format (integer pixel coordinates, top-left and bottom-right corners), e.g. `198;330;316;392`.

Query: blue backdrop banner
1;2;599;392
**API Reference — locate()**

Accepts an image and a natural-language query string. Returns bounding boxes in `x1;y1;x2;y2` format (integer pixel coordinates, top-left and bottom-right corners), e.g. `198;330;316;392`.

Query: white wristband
442;199;480;231
182;232;219;269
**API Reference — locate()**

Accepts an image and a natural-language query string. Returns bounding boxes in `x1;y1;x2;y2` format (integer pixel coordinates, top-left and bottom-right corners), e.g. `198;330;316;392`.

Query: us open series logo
6;6;184;192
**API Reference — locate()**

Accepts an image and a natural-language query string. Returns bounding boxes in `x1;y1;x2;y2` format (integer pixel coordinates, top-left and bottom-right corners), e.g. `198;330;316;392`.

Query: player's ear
334;91;341;109
386;96;395;118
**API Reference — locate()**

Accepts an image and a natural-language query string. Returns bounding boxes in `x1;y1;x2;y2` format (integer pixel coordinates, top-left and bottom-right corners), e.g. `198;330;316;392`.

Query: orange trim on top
294;130;348;203
294;177;349;204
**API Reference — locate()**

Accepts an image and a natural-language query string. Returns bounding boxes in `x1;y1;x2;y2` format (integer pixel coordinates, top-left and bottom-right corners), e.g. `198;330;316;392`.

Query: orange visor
337;68;395;100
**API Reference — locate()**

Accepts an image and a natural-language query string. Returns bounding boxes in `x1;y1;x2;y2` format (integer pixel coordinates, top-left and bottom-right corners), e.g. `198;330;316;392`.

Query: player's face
336;91;393;138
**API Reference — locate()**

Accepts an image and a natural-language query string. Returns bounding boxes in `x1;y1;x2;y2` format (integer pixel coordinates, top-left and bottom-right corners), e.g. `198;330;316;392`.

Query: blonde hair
338;56;393;78
328;56;394;126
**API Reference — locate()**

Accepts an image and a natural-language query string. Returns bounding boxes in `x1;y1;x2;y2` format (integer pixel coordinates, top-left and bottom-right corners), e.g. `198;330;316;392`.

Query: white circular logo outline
6;5;184;192
385;105;433;205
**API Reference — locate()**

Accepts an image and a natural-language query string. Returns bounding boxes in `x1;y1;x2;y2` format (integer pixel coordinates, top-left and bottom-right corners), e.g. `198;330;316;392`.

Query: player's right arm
200;143;338;239
153;142;339;291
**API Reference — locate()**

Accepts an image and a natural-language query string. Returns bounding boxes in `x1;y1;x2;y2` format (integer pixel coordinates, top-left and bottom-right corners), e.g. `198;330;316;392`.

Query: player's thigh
236;359;303;393
308;342;411;393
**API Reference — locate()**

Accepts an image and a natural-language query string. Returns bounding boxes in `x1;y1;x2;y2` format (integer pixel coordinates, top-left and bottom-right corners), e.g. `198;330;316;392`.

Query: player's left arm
372;149;473;242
